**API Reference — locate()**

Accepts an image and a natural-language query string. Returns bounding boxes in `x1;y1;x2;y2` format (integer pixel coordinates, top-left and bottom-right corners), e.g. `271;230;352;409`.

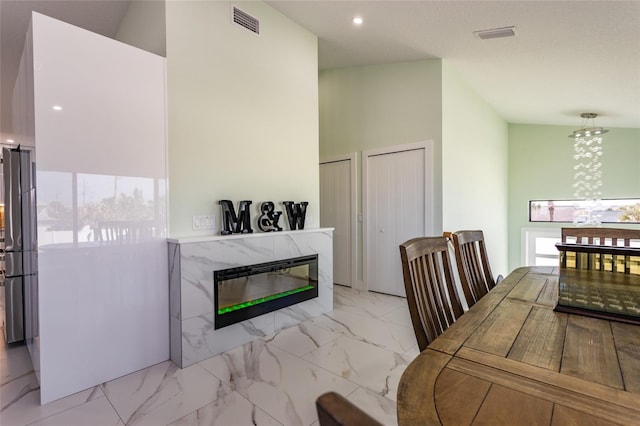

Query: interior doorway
363;142;433;297
320;153;357;287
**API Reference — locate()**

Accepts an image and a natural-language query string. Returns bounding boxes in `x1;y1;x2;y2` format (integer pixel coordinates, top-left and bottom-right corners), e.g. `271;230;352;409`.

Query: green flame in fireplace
218;285;316;315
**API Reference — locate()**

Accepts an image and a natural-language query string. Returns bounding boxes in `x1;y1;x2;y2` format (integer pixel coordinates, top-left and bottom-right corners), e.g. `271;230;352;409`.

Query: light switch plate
193;215;216;230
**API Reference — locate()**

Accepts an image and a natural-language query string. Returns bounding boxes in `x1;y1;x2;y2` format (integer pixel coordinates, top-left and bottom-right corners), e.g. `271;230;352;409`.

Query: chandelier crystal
571;113;608;225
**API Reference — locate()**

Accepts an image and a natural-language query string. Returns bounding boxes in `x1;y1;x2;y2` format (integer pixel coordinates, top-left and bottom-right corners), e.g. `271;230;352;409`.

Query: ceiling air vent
233;6;260;36
473;26;517;40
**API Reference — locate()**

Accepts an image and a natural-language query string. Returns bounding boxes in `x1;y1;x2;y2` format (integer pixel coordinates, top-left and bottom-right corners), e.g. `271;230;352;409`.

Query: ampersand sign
257;201;283;232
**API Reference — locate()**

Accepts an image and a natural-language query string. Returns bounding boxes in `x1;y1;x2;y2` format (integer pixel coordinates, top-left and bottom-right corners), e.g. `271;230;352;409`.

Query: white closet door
320;155;355;287
364;143;432;297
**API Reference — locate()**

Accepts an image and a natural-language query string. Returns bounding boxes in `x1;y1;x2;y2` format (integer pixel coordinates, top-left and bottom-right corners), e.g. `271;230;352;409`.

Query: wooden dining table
397;266;640;425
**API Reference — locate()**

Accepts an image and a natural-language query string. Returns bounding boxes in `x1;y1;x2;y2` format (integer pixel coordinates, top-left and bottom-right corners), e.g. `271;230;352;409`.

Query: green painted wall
508;124;640;269
319;59;443;225
442;63;509;276
165;1;319;236
319;59;510;282
319;60;443;284
320;60;443;156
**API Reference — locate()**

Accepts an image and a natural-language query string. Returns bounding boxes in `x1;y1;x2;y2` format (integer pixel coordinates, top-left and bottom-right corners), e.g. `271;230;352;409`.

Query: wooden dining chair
561;227;640;246
316;392;383;426
399;236;465;352
560;227;640;273
445;230;501;309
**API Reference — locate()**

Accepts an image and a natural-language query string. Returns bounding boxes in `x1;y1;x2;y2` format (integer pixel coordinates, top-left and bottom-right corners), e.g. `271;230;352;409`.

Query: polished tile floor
1;285;418;426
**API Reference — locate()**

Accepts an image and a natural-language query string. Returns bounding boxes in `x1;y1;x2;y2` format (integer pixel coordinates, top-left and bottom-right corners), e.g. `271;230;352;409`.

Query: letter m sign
218;200;253;234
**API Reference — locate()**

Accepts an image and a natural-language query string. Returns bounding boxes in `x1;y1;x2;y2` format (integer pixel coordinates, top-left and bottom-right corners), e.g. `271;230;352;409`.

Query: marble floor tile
381;305;413;328
1;284;414;426
402;344;420;360
263;322;342;357
199;339;358;426
1;344;33;381
302;335;411;401
27;396;124;426
352;288;407;306
332;284;353;295
334;287;406;320
309;309;417;354
365;290;407;305
168;390;282;426
102;361;232;426
1;377;104;426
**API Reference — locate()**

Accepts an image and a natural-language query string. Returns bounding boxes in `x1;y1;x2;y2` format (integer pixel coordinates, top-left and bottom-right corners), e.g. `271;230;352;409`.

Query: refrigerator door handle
5;251;23;277
4;276;25;343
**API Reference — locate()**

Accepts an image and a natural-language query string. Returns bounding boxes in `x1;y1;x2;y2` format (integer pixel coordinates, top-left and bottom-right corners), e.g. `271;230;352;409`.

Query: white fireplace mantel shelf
168;228;334;367
167;227;334;244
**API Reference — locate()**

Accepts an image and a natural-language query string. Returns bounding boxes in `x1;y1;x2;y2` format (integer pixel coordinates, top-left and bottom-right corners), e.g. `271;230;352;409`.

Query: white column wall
11;21;35;149
29;13;169;403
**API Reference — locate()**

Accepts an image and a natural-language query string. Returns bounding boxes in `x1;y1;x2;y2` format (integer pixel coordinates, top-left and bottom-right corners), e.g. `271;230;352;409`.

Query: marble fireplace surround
168;228;334;367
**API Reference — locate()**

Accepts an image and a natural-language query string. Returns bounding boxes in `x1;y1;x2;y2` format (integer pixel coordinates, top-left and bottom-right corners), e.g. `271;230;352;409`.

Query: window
522;228;561;266
529;198;640;224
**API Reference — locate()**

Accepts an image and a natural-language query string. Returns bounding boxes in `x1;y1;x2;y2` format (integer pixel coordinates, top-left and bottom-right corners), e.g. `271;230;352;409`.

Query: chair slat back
448;230;497;308
399;236;464;351
561;227;640;246
560;227;640;273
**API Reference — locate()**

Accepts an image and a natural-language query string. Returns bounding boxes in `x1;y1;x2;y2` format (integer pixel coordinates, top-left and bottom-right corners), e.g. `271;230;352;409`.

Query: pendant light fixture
568;112;609;138
571;113;608;225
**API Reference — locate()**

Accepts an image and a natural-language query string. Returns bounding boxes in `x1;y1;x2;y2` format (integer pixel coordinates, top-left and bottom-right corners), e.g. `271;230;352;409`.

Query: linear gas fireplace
169;230;333;366
214;255;318;329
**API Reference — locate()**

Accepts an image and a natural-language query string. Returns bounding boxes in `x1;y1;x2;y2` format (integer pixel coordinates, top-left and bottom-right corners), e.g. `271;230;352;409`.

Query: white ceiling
266;0;640;129
1;0;639;141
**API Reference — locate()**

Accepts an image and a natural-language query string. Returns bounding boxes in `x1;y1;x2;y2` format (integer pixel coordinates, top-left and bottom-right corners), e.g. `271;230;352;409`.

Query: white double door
364;142;432;297
319;142;432;296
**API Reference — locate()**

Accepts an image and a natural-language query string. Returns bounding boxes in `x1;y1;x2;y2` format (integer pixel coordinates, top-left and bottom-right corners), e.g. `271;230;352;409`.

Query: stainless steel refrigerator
2;146;37;344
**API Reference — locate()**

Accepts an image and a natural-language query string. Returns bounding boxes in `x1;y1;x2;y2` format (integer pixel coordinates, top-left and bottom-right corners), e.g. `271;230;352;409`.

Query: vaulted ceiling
2;1;639;141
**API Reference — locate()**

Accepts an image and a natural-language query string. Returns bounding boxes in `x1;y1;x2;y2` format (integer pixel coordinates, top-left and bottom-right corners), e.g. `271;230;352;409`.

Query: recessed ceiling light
52;105;62;111
352;16;363;26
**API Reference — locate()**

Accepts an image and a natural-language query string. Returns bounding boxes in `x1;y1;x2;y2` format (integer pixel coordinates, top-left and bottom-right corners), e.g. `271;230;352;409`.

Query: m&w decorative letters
218;200;308;235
